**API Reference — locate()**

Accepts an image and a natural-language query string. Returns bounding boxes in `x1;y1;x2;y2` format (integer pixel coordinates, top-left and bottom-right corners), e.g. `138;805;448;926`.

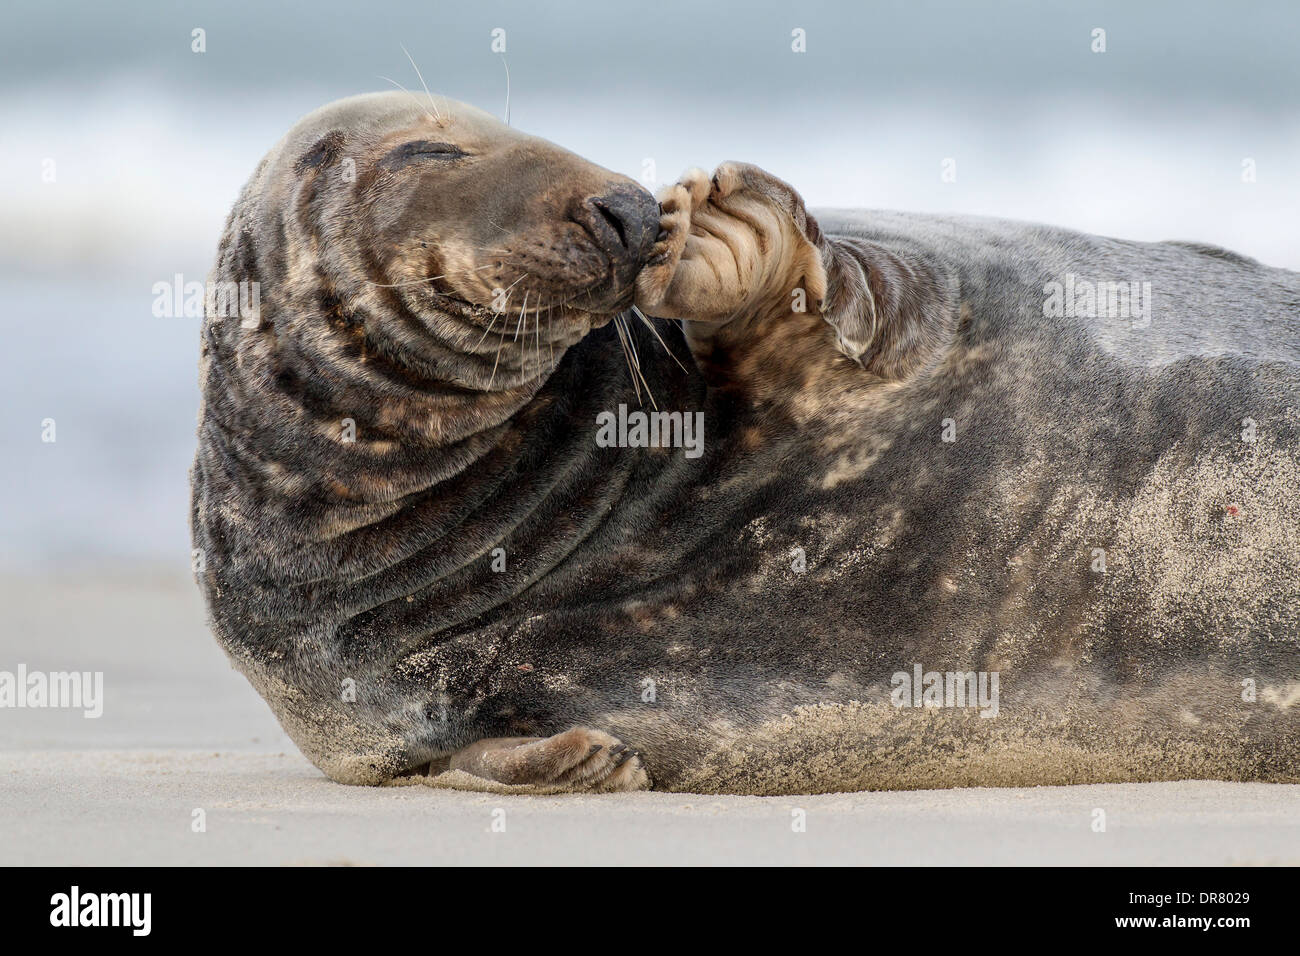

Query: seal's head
217;90;660;394
195;92;670;783
357;93;658;314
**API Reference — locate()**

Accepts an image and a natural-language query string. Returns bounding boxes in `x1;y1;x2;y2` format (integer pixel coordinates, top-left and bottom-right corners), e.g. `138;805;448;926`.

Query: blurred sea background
3;0;1298;570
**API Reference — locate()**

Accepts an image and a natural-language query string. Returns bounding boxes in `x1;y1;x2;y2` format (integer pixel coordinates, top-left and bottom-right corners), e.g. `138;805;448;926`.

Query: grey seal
192;92;1300;794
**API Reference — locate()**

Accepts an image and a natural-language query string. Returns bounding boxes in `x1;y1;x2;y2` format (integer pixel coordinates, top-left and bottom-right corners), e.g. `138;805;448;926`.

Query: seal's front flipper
635;167;711;310
634;162;826;327
634;162;957;392
432;727;651;793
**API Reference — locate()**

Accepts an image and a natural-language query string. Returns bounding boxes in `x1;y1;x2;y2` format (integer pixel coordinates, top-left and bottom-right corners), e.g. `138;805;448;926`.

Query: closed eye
380;140;468;168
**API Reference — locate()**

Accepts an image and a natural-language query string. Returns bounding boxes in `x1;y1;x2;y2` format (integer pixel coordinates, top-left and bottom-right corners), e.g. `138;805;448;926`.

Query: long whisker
487;319;507;390
612;314;641;405
514;292;529;341
615;313;657;408
485;277;531;388
631;305;689;373
377;75;436;125
499;54;511;126
623;313;658;408
497;274;528;324
399;44;444;125
471;302;503;350
626;322;653;407
547;303;556;370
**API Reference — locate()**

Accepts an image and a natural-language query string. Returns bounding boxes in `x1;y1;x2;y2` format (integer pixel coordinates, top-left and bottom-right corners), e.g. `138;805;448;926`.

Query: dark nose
582;182;659;270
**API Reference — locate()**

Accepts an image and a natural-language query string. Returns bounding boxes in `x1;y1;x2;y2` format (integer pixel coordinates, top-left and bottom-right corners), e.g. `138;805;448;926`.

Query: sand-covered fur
194;94;1300;795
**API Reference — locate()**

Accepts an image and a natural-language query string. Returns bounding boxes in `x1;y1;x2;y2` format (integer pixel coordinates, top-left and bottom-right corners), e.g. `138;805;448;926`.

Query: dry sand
3;569;1299;866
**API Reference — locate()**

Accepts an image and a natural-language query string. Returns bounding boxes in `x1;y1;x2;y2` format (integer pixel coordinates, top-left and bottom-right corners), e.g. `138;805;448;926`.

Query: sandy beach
2;569;1298;866
4;0;1300;875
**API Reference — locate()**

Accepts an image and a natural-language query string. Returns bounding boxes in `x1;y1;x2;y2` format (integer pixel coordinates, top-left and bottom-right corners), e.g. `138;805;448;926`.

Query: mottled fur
193;93;1300;794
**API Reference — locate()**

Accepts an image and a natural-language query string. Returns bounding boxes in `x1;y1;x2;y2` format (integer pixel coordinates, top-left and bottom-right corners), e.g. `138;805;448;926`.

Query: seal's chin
581;281;638;321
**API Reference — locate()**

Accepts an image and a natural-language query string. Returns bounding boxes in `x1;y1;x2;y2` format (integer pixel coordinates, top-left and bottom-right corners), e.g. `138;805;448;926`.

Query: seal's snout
581;183;660;274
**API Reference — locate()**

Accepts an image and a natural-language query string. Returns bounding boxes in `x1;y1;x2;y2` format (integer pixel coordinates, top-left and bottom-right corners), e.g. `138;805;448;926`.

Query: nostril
591;198;629;250
581;185;658;266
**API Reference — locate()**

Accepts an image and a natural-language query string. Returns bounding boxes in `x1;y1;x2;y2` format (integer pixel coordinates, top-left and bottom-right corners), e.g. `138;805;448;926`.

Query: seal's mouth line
414;276;628;323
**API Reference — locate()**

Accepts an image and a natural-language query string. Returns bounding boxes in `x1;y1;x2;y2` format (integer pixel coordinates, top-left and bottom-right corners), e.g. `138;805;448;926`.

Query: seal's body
193;93;1300;794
